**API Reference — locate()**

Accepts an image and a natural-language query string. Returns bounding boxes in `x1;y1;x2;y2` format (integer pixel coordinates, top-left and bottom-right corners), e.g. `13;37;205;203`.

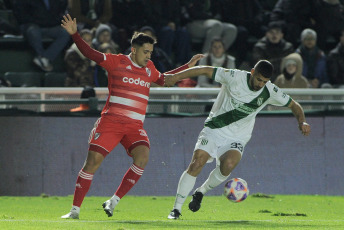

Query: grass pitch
1;194;343;229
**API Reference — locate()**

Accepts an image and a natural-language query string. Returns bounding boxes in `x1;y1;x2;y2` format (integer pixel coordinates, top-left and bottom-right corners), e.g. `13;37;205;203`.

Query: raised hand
187;54;205;68
61;14;77;35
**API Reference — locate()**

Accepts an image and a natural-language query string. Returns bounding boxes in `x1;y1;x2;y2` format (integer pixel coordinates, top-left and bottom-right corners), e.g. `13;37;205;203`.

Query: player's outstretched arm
164;66;215;87
61;14;77;35
61;14;104;63
288;99;311;136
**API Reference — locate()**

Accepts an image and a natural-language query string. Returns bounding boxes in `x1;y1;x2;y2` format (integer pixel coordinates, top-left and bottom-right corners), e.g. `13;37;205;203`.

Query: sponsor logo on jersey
123;77;150;88
145;67;151;77
126;65;132;70
201;139;208;145
231;98;256;114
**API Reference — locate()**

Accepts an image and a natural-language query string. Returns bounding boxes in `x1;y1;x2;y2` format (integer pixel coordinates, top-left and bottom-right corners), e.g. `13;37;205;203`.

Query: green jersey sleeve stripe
212;68;218;80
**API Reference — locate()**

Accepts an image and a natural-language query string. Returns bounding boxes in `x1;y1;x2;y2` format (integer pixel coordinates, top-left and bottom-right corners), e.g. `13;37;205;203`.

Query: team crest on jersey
273;86;278;92
257;97;264;106
139;129;147;136
94;133;100;140
201;139;208;145
145;68;151;77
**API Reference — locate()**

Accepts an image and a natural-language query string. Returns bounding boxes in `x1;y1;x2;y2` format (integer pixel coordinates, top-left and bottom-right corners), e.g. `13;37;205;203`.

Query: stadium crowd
1;0;344;90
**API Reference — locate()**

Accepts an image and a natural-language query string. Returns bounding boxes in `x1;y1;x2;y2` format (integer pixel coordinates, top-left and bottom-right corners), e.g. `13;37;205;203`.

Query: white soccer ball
223;178;249;202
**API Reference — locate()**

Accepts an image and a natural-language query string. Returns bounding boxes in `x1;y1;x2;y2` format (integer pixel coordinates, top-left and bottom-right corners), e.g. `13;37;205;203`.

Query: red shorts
88;116;150;157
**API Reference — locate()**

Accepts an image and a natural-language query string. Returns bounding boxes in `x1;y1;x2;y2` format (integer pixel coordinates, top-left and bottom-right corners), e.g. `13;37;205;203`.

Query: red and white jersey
99;54;162;123
71;32;188;124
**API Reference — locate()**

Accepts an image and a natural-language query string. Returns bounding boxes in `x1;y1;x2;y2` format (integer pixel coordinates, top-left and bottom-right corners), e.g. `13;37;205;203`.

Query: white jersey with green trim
204;67;292;144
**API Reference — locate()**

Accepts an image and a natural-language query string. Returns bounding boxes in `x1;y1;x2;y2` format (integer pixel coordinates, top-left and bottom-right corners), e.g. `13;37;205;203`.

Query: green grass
1;194;343;229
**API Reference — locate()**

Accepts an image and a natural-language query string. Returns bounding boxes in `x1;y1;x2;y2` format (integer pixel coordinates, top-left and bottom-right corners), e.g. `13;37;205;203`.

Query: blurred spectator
0;0;20;36
125;26;174;73
110;0;146;52
327;29;344;88
275;53;309;88
252;22;294;82
312;0;344;49
197;37;235;88
296;28;329;88
270;0;316;47
12;0;70;72
182;0;237;53
67;0;113;31
64;29;96;87
143;0;191;66
211;0;268;65
0;77;11;87
92;23;119;53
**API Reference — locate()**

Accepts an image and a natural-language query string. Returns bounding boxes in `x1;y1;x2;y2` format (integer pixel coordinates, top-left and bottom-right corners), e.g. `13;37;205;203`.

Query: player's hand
164;74;178;87
299;122;310;136
61;14;77;35
187;54;205;67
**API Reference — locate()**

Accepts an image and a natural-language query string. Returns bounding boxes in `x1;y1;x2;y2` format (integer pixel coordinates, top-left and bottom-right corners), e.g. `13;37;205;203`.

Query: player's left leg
103;145;149;217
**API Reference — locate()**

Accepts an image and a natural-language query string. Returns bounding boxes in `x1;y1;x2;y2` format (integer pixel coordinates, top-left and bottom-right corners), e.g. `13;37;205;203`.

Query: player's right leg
61;150;104;219
189;147;243;213
168;149;210;219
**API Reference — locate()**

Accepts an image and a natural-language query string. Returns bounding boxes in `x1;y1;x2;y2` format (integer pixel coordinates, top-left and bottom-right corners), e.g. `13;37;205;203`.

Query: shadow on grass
93;220;331;229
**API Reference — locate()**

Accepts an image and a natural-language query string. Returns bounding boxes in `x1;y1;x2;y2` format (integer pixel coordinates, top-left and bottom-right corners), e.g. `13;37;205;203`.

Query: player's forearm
173;66;214;82
290;100;306;125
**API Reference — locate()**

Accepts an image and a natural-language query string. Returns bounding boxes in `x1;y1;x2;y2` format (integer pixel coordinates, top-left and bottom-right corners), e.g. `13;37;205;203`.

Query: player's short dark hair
131;31;157;47
254;60;274;79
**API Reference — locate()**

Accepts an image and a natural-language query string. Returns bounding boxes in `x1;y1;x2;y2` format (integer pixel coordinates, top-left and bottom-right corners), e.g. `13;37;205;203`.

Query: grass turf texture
0;195;343;229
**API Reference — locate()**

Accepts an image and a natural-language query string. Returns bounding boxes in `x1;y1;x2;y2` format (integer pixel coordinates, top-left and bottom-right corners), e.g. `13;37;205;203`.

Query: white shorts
194;127;245;165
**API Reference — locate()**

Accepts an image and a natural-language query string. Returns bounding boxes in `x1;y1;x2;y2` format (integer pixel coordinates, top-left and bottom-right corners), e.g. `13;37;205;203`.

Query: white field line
0;219;344;223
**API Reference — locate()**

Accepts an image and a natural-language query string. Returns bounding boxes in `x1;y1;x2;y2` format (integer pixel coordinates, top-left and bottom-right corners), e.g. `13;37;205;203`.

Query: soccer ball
223;178;249;202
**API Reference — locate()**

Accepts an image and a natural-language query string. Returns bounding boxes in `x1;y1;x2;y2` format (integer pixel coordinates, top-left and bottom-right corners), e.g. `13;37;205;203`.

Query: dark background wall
0;115;343;196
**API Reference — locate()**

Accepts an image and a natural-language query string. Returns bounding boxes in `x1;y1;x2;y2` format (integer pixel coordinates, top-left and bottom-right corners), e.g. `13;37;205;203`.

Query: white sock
197;166;229;194
71;205;80;214
173;171;196;212
110;194;120;207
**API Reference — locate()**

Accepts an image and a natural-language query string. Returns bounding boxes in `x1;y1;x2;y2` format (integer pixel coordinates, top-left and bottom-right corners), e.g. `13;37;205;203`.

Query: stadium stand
43;72;67;87
4;71;44;87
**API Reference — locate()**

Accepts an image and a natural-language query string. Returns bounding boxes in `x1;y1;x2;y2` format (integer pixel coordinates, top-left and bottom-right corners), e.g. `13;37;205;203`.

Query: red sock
115;164;143;198
72;169;94;207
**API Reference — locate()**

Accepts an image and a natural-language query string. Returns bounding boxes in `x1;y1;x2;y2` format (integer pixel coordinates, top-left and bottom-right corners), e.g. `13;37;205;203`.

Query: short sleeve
214;68;247;86
267;83;292;107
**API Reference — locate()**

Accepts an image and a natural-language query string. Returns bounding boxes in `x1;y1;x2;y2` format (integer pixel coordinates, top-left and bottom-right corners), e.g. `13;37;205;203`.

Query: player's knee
221;158;239;172
132;151;150;168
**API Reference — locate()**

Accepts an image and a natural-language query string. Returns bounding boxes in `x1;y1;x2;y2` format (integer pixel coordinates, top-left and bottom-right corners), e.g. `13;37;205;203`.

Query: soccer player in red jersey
60;14;203;219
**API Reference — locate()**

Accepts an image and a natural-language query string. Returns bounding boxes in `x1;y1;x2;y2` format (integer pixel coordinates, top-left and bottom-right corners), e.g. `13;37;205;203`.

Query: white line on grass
1;219;344;223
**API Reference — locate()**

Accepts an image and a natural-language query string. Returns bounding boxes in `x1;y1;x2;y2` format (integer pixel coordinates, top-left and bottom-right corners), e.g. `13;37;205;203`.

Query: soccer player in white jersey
164;60;311;219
